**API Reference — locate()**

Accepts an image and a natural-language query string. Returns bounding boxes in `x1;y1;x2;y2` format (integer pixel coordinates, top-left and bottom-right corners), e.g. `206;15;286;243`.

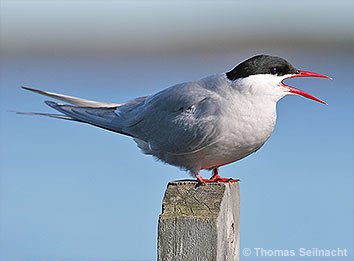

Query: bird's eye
270;67;278;74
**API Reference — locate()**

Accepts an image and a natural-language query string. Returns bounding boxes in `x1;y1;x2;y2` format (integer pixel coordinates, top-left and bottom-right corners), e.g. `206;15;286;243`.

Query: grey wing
120;82;222;154
20;83;222;155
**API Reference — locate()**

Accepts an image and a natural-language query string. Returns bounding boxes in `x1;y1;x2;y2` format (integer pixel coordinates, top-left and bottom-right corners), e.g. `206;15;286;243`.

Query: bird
18;55;331;184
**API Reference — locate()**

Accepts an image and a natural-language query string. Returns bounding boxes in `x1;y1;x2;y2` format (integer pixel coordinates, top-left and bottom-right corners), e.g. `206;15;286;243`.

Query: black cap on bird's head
226;55;299;80
226;55;331;105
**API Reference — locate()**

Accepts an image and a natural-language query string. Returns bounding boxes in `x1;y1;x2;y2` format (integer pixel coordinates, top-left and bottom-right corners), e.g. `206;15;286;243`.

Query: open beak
281;70;331;105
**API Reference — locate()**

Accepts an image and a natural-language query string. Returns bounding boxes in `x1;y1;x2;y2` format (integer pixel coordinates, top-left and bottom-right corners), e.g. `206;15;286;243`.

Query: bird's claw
213;177;240;183
196;174;239;185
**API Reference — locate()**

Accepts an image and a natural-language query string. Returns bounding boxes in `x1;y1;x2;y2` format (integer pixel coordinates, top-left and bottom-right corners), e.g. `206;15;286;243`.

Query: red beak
281;70;331;105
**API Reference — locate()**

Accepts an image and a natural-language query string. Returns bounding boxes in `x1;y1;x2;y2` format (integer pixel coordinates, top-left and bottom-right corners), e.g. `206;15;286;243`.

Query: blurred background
0;1;353;260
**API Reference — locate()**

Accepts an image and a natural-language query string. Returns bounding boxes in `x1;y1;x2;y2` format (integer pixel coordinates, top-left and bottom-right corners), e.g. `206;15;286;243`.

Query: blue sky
1;1;353;260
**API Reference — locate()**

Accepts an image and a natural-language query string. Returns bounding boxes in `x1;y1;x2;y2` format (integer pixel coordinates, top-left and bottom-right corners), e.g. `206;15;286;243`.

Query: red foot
196;169;240;185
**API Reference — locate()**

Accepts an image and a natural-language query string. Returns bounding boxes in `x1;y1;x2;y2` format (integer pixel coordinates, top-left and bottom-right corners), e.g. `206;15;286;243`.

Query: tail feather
18;86;132;137
44;101;132;137
22;86;121;108
13;111;80;121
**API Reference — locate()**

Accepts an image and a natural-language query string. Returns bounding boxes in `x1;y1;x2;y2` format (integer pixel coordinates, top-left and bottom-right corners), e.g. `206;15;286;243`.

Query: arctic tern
18;55;331;184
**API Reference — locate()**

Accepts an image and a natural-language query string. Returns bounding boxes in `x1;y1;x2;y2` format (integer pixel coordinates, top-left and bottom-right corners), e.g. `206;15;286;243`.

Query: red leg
196;173;206;184
196;169;239;184
209;168;221;181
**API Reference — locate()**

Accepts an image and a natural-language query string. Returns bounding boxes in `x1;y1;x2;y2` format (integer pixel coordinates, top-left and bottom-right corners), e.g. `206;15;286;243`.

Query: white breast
195;91;277;170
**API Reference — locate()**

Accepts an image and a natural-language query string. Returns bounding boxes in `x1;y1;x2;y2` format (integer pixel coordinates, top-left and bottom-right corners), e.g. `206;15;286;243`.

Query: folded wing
20;82;222;155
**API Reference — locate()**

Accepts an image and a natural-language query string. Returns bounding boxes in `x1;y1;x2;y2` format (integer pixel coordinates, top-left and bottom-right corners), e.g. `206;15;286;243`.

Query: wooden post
158;180;240;261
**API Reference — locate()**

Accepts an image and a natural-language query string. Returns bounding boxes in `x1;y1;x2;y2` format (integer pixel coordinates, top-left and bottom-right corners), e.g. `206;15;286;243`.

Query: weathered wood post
158;180;240;261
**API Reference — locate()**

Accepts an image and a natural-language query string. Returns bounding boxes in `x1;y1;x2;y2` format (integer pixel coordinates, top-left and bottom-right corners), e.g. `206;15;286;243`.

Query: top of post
160;180;239;219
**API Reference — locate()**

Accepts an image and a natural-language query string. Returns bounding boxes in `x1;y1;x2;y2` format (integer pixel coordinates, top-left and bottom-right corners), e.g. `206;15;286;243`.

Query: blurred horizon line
2;36;353;59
